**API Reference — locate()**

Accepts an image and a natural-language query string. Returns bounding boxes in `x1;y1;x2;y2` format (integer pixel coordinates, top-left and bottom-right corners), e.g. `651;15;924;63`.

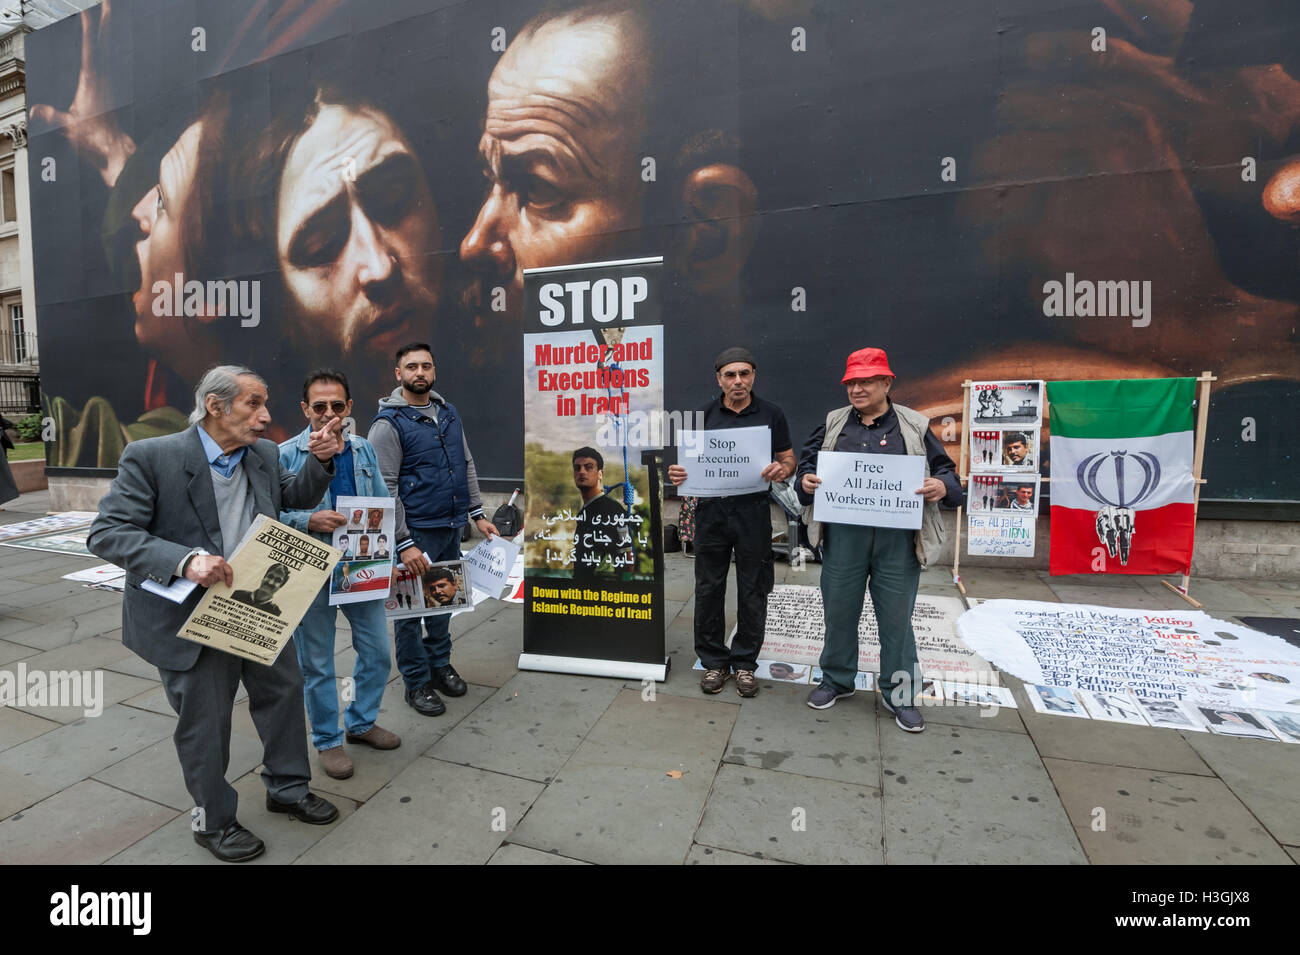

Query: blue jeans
295;582;391;751
393;525;462;691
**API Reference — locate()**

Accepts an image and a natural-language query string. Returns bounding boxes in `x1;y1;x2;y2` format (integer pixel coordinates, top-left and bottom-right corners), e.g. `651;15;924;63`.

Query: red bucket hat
841;347;895;383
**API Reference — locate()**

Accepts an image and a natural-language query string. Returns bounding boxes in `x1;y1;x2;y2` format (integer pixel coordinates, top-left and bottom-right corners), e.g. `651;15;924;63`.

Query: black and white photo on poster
1079;689;1149;725
970;381;1044;430
1136;697;1207;731
1198;707;1278;740
1024;684;1089;718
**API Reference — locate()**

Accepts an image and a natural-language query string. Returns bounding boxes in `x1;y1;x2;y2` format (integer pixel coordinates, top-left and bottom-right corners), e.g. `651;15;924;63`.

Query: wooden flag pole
1160;370;1215;609
952;380;972;595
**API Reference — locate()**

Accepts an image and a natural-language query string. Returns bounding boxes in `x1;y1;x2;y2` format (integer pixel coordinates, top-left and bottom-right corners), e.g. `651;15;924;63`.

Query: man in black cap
667;347;794;698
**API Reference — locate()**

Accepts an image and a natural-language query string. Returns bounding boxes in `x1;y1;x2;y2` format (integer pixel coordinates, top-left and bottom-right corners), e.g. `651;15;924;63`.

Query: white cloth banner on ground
0;512;97;543
957;599;1300;713
676;426;770;497
812;451;925;529
761;585;994;681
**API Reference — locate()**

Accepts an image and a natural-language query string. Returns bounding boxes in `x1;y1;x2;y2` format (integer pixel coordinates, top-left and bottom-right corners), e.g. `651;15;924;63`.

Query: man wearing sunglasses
667;347;795;699
279;369;401;781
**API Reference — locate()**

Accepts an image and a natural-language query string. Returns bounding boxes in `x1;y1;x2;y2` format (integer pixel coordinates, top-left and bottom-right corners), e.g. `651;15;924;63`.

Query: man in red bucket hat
795;348;962;733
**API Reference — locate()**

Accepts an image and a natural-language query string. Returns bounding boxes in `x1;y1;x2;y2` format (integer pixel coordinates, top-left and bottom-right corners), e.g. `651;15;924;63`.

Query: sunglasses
310;401;349;415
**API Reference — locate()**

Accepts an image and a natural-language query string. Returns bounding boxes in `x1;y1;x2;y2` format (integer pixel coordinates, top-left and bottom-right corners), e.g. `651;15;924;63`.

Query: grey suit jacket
88;426;333;671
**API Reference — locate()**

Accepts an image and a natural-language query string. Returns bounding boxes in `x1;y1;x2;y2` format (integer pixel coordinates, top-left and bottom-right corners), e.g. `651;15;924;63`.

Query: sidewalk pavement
0;488;1297;865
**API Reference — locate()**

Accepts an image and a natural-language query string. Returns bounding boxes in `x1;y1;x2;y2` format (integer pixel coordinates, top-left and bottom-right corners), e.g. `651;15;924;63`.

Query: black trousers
158;641;312;833
693;496;774;672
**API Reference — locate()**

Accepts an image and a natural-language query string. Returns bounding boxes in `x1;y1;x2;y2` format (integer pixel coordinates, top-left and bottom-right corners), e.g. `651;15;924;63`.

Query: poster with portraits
967;474;1038;558
385;559;473;619
24;1;1300;521
520;258;667;681
329;496;395;605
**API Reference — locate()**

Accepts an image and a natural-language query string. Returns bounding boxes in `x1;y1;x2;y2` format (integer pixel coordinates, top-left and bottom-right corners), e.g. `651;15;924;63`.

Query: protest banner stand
517;257;669;682
1158;370;1215;608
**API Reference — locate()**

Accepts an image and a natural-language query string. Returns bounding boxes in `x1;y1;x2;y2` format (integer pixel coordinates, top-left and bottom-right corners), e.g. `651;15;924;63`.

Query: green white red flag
1047;378;1196;575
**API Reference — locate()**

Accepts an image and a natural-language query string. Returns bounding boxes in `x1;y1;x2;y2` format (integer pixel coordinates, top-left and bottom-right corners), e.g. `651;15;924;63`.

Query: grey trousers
158;640;311;833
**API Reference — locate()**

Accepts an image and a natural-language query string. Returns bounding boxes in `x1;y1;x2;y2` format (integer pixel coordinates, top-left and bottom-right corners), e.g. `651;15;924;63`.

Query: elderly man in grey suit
89;366;345;862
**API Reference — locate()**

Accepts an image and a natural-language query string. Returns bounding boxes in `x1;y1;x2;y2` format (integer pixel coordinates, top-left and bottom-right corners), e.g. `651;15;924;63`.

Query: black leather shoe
193;821;265;862
433;664;467;697
405;681;446;716
266;791;339;825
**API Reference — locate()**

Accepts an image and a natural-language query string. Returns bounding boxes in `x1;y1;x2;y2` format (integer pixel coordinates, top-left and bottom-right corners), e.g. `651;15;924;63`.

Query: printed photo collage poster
961;599;1300;743
968;380;1043;558
330;497;395;606
520;258;667;680
386;559;474;619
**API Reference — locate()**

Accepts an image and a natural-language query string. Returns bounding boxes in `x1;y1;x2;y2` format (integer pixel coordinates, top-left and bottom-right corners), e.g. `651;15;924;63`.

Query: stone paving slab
8;670;157;725
0;704;176;820
1019;697;1215;776
309;681;494;804
0;638;37;666
686;843;790;864
93;731;266;813
696;763;883;864
1288;846;1300;864
0;779;178;865
448;606;526;688
880;722;1086;864
508;689;736;864
431;669;622;783
1180;732;1300;846
106;772;361;865
959;567;1060;602
296;758;543;864
102;653;162;681
723;682;880;786
0;606;126;651
487;843;591;865
0;706;58;752
918;693;1030;735
1043;758;1292;865
0;634;131;676
1133;577;1274;614
1043;582;1181;610
0;615;43;644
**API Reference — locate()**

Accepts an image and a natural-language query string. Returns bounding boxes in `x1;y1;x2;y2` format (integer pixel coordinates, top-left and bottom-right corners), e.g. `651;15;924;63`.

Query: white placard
676;426;771;497
462;535;522;598
812;451;925;529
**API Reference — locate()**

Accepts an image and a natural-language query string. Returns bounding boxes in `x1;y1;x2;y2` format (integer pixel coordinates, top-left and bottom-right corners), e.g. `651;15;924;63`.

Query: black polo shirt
697;392;792;503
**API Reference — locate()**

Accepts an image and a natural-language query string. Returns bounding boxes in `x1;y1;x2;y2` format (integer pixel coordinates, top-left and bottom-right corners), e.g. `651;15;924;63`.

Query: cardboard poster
385;559;473;619
178;517;339;664
329;496;395;605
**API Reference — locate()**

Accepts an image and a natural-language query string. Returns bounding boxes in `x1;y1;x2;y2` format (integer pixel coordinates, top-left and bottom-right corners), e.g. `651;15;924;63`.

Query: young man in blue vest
369;344;498;716
280;369;401;781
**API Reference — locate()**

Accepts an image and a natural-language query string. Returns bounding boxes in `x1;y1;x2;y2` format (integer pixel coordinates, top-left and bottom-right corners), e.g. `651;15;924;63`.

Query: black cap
715;347;757;371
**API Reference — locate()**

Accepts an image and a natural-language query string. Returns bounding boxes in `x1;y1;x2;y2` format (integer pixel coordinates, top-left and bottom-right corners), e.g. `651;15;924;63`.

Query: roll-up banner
519;258;667;682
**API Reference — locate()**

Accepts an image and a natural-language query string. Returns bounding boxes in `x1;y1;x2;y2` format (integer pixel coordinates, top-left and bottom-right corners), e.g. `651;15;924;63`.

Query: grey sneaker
879;694;925;732
806;682;854;709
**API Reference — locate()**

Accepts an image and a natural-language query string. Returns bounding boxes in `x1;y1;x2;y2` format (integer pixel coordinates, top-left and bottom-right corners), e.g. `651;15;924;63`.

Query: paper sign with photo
385;559;473;619
330;496;395;605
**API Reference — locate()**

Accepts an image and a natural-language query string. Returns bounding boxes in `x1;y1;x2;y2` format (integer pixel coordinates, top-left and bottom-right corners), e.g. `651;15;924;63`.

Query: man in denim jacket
280;369;400;780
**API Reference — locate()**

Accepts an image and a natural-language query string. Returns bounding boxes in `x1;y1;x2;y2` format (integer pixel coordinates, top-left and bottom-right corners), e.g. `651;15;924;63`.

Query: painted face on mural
277;104;440;367
130;122;203;356
460;11;650;328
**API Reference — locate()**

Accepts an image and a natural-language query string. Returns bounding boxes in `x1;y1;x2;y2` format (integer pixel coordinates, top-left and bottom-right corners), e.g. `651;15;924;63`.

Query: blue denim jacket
279;428;389;542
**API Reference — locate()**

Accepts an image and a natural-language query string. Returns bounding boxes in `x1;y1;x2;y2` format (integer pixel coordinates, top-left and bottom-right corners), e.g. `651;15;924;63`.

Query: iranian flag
1047;378;1196;576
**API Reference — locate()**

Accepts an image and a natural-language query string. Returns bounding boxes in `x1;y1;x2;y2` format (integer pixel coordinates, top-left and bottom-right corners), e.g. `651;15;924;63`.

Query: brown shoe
735;669;759;698
317;746;354;779
345;725;402;750
700;668;730;694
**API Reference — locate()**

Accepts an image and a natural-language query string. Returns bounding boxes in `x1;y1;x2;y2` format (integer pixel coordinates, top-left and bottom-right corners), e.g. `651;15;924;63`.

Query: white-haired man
89;365;344;862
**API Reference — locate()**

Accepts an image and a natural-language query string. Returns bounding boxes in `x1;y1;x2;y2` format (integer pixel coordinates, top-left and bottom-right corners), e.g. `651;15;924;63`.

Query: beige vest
802;403;948;567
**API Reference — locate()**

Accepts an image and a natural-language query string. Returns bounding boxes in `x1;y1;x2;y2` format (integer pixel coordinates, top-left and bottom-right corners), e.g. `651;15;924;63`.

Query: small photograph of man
996;481;1036;512
571;446;633;579
375;534;391;560
349;509;364;531
367;508;384;532
231;562;291;617
1002;431;1034;468
759;661;809;683
421;562;469;610
357;534;371;558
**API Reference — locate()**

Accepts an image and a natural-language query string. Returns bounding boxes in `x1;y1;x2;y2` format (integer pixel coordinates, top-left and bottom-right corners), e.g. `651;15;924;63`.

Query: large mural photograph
26;0;1300;504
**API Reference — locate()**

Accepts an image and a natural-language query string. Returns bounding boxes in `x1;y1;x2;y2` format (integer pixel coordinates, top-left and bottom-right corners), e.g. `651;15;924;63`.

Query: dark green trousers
818;523;922;705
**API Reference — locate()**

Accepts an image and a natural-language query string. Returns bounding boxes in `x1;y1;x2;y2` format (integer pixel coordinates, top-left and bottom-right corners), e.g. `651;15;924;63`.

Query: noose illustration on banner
594;326;634;571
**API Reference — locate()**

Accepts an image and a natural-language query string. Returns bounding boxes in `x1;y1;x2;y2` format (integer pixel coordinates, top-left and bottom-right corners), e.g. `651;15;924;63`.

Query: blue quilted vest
373;401;470;529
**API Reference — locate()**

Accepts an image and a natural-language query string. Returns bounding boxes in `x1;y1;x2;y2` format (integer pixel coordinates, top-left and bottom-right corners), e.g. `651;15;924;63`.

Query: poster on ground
520;258;666;680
